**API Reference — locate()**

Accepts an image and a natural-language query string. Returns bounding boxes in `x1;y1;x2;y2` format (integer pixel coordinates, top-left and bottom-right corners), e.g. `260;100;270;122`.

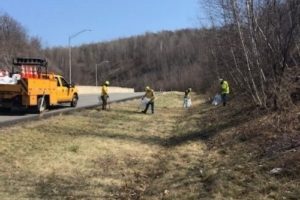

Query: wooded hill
44;29;207;92
0;14;43;66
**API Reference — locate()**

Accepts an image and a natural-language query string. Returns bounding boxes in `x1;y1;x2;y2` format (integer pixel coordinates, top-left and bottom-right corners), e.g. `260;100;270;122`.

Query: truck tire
71;94;78;107
37;96;47;113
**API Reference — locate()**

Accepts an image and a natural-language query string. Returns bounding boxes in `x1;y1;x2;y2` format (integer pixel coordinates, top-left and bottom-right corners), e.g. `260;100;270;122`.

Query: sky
0;0;203;48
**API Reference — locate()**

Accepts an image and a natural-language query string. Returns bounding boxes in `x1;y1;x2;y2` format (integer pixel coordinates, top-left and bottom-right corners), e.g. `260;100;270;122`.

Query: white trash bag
138;97;150;111
183;98;192;108
212;94;222;106
0;74;19;85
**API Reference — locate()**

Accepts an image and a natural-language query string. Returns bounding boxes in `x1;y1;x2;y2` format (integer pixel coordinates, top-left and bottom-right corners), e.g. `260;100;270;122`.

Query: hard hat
188;88;192;92
219;78;223;82
105;81;110;85
145;86;150;91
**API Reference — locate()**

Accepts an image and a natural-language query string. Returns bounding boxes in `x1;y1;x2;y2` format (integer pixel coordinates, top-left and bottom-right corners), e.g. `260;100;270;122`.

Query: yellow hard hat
145;86;150;91
105;81;110;85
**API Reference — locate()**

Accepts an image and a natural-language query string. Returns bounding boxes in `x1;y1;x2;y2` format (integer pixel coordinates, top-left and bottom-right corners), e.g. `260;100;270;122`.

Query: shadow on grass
33;104;256;149
33;173;91;199
0;167;122;199
111;109;145;115
165;105;256;147
40;124;165;146
0;156;123;199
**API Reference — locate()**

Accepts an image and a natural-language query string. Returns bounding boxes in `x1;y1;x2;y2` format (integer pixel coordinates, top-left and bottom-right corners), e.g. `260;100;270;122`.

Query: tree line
0;13;61;72
199;0;300;108
45;0;300;109
0;14;42;66
43;29;207;92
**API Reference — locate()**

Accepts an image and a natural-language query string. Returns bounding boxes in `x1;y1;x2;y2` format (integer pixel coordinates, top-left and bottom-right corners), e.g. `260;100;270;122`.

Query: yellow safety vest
101;85;108;96
221;81;230;94
144;89;155;101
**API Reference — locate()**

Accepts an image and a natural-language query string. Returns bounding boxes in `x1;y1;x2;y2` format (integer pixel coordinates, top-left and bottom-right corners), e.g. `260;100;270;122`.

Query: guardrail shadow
0;108;27;116
0;105;72;116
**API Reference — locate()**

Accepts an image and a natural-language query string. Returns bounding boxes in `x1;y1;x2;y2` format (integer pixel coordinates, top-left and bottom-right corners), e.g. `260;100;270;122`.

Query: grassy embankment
0;92;299;199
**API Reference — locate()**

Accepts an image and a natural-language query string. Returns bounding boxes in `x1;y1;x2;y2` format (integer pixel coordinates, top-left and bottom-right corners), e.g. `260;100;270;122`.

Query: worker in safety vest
142;86;155;114
183;88;192;108
101;81;110;110
220;78;230;106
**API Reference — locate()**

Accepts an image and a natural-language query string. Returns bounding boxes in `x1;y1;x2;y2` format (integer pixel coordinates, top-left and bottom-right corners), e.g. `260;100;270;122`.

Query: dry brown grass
0;92;298;199
0;92;201;199
193;99;300;200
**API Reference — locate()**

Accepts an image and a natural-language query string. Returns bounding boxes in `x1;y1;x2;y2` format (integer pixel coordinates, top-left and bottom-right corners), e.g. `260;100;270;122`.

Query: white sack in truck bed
0;74;20;85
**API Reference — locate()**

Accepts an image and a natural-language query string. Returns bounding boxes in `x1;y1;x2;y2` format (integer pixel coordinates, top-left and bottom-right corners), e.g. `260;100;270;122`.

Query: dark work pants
143;101;154;113
101;95;108;110
221;93;227;106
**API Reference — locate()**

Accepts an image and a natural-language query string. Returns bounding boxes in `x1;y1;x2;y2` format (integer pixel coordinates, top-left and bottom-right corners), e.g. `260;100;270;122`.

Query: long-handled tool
107;96;111;110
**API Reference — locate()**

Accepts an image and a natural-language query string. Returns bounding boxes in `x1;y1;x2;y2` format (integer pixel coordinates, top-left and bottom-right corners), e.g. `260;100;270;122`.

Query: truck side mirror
69;83;75;88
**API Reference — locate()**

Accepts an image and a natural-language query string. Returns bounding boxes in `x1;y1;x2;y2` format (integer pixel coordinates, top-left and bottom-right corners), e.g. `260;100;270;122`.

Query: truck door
55;77;69;102
60;77;73;100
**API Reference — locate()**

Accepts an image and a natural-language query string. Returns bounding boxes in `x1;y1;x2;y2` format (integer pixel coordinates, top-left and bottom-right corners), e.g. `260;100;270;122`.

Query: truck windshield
61;78;69;87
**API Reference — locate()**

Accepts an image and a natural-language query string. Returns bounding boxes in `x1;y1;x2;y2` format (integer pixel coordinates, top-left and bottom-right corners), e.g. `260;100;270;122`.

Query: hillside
0;93;298;199
44;29;206;91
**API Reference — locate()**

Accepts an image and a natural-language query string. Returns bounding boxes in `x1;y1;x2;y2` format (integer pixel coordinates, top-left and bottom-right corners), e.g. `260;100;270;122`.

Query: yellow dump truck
0;58;78;113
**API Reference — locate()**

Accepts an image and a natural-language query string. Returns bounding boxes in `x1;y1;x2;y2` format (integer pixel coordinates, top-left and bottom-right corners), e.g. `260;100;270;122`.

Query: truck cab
0;58;79;113
55;75;77;104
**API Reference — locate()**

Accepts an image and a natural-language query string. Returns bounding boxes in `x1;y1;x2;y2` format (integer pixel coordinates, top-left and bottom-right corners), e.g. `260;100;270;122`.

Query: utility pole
95;60;109;86
68;29;92;83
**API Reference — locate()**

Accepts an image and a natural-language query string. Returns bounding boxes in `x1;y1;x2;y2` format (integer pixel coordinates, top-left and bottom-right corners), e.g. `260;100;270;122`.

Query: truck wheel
37;97;47;113
71;94;78;107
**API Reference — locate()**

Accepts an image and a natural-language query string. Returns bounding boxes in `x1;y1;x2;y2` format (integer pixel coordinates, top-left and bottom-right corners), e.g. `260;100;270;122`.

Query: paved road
77;93;143;107
0;92;144;125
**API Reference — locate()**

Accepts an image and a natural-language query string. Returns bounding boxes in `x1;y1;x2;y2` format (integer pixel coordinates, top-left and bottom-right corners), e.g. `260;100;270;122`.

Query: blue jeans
101;95;108;110
221;93;227;106
143;101;154;113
